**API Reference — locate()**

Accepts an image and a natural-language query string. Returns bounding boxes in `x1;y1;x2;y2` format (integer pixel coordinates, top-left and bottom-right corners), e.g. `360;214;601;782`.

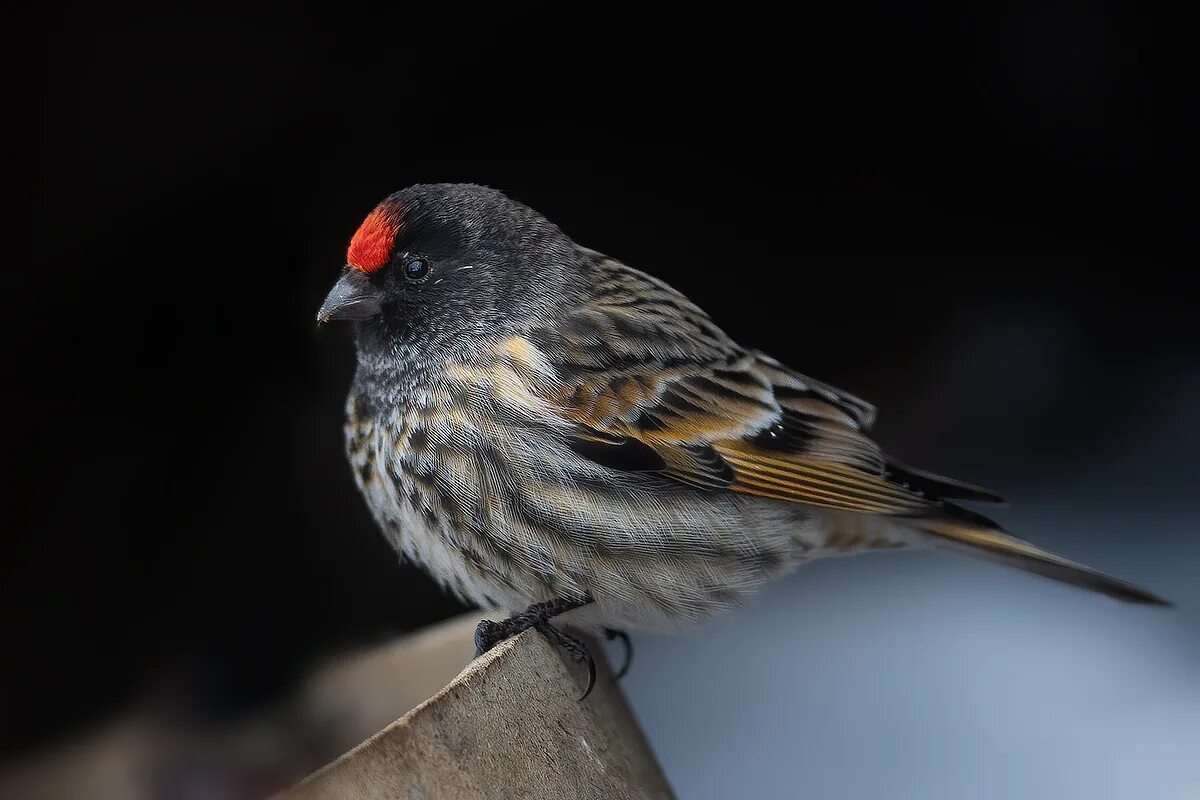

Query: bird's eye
401;256;429;281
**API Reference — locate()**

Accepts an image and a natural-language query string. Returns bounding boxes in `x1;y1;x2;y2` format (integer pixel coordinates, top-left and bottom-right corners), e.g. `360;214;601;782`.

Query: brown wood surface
277;629;676;800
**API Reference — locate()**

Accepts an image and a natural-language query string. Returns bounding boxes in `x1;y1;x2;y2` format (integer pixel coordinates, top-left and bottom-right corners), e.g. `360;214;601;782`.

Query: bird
318;183;1168;694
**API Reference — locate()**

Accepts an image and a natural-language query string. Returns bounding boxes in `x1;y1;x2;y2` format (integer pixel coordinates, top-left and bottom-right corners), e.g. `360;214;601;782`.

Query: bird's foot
473;597;586;656
604;628;633;680
473;597;595;698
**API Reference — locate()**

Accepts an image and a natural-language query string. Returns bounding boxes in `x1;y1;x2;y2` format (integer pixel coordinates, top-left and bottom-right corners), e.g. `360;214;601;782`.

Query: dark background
4;0;1180;757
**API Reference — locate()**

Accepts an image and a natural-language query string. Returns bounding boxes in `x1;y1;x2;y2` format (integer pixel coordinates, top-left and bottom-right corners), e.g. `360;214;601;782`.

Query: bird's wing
517;256;1174;606
527;258;1001;514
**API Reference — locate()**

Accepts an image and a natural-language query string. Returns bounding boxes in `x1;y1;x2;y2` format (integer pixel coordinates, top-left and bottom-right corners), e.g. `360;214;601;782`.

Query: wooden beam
277;629;675;799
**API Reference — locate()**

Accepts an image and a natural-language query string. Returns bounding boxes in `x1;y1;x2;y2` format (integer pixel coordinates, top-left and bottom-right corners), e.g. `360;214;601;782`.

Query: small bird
319;183;1167;692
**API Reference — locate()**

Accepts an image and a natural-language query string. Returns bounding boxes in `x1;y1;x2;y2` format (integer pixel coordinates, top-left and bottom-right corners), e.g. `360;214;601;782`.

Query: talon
536;623;597;701
580;652;597;701
604;628;633;680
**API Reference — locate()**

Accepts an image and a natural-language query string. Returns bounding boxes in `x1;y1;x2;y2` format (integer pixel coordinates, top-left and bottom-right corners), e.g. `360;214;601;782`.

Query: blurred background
5;1;1193;798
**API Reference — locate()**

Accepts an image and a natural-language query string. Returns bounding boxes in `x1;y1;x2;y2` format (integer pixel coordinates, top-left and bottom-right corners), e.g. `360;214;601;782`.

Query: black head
318;184;577;367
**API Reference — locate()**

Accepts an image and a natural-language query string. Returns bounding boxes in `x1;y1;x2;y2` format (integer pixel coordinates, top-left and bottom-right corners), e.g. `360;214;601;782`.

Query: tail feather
920;518;1171;606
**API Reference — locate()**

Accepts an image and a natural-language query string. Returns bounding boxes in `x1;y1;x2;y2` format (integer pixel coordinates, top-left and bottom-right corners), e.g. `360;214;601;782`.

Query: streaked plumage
321;183;1168;639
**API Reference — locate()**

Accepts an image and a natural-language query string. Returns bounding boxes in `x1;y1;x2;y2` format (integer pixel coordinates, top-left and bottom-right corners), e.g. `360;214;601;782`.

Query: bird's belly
352;448;536;612
359;467;823;631
344;392;841;631
383;496;530;612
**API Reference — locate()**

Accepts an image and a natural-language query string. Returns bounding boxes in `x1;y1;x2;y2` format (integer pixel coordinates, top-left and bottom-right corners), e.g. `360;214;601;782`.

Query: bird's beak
317;268;383;323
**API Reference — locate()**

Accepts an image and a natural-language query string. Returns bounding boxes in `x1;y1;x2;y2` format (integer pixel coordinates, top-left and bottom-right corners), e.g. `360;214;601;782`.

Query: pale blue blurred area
616;361;1200;799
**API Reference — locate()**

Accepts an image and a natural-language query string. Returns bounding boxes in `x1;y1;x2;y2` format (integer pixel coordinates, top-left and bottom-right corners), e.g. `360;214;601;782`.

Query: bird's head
318;183;575;365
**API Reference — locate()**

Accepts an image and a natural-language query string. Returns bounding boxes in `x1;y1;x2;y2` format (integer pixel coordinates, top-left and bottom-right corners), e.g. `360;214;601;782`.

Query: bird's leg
474;597;597;699
603;628;633;680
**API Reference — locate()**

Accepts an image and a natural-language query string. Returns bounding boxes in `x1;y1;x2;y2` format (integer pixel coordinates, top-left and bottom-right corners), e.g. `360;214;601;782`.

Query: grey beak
317;269;383;323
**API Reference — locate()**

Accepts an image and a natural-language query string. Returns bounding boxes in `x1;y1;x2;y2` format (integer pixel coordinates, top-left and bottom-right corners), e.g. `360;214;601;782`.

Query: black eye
402;256;429;281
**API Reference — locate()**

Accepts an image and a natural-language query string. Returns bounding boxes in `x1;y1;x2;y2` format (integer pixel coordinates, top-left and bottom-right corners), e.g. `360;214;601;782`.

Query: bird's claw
537;623;597;701
604;628;633;680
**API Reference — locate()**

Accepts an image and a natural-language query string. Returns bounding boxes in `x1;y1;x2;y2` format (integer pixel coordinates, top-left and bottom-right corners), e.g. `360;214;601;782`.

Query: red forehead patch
347;200;405;273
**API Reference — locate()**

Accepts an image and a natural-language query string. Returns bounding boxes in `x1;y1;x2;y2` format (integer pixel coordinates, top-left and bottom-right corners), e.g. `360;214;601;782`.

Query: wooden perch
277;629;676;800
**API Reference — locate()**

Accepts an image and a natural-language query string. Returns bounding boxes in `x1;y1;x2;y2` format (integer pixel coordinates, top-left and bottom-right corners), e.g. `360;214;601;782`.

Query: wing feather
504;252;1166;606
529;255;991;516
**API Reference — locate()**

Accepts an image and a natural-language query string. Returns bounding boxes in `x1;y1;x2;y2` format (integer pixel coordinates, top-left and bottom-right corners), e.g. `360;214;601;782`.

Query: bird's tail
919;513;1171;606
